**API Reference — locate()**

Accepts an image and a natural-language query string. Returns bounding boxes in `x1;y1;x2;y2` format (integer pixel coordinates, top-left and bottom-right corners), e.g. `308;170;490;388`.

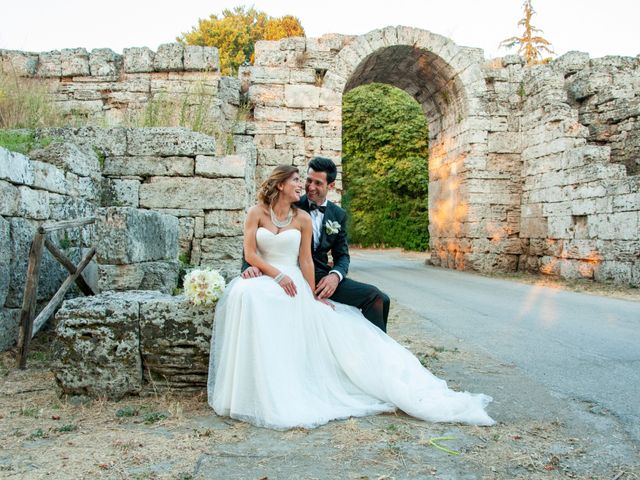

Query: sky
2;1;638;60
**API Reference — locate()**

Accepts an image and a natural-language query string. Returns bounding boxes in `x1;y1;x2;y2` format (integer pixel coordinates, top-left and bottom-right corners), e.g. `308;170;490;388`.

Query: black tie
309;203;326;214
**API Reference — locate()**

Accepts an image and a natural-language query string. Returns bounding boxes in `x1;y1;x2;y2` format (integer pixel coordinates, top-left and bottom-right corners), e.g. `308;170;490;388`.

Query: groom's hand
315;273;339;299
241;266;263;279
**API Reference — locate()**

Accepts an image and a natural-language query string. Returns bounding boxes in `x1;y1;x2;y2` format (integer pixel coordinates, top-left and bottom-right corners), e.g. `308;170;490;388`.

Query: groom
242;157;390;332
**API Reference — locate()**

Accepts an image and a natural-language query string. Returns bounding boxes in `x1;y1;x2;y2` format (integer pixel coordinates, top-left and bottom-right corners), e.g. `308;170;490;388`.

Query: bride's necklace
270;206;293;229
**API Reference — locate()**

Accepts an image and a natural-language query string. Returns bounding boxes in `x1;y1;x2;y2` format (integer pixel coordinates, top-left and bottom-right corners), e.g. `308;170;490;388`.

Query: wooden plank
38;217;95;234
44;239;96;296
31;247;96;339
16;232;46;369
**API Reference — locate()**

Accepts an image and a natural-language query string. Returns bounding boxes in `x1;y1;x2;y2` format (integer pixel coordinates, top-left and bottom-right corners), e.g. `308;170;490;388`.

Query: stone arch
323;27;505;271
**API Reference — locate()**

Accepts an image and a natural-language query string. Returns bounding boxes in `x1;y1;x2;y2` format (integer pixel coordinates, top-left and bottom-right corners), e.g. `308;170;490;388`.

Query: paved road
349;249;640;445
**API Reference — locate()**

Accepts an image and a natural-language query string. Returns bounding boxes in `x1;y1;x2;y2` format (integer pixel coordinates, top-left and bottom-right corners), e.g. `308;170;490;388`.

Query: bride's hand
276;275;297;297
316;297;335;310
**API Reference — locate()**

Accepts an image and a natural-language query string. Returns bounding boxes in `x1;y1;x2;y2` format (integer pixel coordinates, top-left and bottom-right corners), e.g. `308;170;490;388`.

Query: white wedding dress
207;227;495;430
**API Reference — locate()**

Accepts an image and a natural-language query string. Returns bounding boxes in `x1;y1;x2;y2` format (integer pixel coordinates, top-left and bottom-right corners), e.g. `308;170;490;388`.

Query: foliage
0;71;65;129
0;129;55;155
342;83;429;251
500;0;555;64
178;6;305;75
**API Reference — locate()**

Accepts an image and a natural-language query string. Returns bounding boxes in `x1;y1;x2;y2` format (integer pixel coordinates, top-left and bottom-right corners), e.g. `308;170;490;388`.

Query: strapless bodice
256;227;301;266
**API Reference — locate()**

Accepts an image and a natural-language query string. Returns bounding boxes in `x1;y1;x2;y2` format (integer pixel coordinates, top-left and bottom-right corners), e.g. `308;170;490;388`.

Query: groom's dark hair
308;156;338;184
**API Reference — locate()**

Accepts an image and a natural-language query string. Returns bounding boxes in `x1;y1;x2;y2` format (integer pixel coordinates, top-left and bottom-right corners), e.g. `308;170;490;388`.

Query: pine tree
500;0;554;64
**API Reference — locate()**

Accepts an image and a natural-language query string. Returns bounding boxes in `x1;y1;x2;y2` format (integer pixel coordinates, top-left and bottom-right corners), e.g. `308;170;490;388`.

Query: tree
178;6;305;75
500;0;554;65
342;83;430;251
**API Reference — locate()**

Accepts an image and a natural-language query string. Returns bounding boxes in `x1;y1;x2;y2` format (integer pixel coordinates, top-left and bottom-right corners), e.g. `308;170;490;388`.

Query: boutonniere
325;220;341;235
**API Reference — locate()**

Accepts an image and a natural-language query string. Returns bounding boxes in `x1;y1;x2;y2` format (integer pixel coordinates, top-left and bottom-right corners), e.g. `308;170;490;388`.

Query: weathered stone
103;156;194;177
31;160;67;194
95;207;179;264
154;43;184;71
0;50;38;76
0;180;20;216
89;48;122;76
123;47;155;73
61;48;90;76
284;84;320;108
37;127;128;156
18;186;49;219
36;50;62;77
53;292;145;399
101;178;139;207
203;210;245;237
140;177;246;210
257;148;293;166
0;308;19;352
97;261;179;294
126;128;216;156
254;105;303;123
195;154;246;178
48;193;96;221
0;217;10;306
0;148;34;185
248;85;285;106
140;295;214;388
29;142;101;179
219;77;240;105
184;45;220;72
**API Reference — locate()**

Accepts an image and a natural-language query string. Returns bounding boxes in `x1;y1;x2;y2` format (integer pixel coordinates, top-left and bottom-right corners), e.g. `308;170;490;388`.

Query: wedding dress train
207;227;495;430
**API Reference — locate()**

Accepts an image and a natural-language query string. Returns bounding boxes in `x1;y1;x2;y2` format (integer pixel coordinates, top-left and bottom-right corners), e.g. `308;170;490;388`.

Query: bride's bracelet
274;272;285;284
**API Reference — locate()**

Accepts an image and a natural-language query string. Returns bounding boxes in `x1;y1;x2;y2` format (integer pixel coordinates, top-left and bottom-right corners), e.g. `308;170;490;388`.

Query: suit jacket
241;196;350;280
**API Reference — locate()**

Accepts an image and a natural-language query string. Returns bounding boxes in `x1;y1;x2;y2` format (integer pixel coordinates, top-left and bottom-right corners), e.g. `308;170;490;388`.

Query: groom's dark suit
242;196;389;332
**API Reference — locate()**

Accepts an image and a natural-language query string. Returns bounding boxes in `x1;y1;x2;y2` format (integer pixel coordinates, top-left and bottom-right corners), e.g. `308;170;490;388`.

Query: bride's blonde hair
257;165;299;206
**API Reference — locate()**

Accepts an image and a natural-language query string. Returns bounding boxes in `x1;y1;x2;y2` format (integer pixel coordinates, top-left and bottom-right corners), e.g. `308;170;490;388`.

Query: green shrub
342;83;429;251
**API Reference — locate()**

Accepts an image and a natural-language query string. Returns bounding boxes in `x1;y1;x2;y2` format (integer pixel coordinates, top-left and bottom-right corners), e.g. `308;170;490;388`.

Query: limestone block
60;48;90;76
0;180;20;216
319;88;341;107
48;194;96;220
0;50;38;76
284;85;320;108
194;216;204;239
249;66;290;84
96;207;179;264
126;128;216;156
304;121;341;137
154;43;184;71
18;186;49;220
184;45;220;72
253;49;289;66
613;193;640;212
123;47;155;73
140;177;246;210
0;217;10;306
257;149;293;166
36;50;62;77
248;85;285;106
246;122;287;135
101;178;139;207
488;132;521;154
36;126;127;156
594;260;633;284
179;217;195;249
97;261;179;294
89;48;122;76
195;154;246;178
219;77;240;105
254;105;303;123
29;142;101;179
31;160;67;194
203;210;245;237
201;236;243;263
0;148;34;185
103;156;193;177
290;68;318;83
53;292;144;398
140;295;214;387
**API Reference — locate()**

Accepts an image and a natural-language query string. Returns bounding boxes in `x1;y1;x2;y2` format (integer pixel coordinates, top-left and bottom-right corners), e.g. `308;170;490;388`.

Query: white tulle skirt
207;263;495;430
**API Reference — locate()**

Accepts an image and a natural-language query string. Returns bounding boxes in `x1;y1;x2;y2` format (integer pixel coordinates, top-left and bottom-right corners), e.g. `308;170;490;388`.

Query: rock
60;48;90;76
31;160;67;194
284;84;320;108
95;207;179;265
0;217;10;306
89;48;122;76
126;128;216;156
100;178;139;207
140;177;247;210
29;142;101;179
203;210;245;237
140;295;214;388
36;50;62;77
195;154;246;178
36;127;128;157
18;186;50;219
0;49;38;76
53;292;145;399
103;156;194;177
0;180;20;216
97;261;179;294
200;236;243;264
123;47;155;73
218;77;240;105
0;308;19;352
184;45;219;72
154;43;184;71
0;148;34;186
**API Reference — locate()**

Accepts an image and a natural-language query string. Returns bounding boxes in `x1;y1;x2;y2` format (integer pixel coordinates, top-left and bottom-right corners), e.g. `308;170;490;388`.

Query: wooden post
16;232;46;369
31;247;96;338
44;239;95;296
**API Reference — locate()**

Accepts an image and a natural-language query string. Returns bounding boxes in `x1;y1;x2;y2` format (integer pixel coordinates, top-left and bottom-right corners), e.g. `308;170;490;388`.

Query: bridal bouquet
183;268;226;306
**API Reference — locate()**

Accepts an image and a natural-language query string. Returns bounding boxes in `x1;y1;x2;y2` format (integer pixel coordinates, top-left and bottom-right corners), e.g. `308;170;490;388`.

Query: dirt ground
1;300;638;479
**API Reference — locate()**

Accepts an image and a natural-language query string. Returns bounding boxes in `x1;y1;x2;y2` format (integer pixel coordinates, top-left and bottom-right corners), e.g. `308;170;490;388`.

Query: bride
207;165;495;430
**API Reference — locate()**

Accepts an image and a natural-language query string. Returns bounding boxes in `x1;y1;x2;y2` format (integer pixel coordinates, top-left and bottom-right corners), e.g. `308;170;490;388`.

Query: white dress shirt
309;199;343;282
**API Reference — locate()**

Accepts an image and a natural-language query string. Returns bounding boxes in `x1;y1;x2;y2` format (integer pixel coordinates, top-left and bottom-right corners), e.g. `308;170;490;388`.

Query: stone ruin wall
1;28;639;310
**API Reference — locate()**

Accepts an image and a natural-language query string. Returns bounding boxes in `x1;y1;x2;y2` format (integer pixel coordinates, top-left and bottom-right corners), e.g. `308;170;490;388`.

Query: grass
0;129;57;155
